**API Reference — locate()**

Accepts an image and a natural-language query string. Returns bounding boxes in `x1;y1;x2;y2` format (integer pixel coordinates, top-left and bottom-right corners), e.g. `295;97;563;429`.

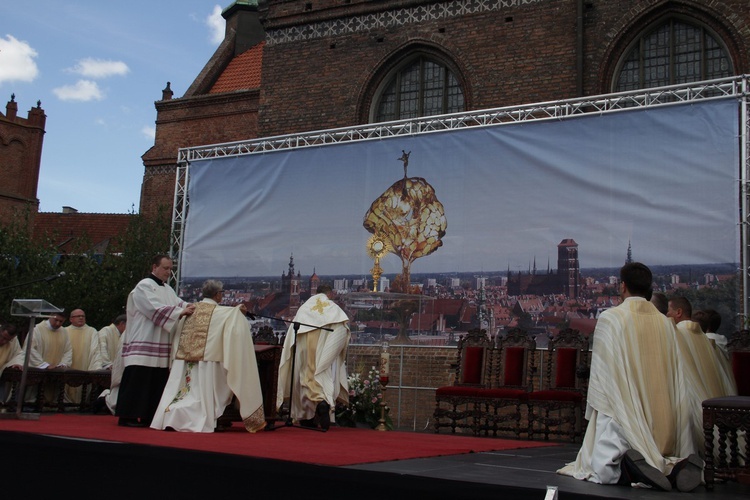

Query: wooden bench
0;367;111;413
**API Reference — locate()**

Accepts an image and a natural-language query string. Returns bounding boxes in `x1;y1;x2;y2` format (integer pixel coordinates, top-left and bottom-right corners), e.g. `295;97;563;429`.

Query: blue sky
0;1;227;213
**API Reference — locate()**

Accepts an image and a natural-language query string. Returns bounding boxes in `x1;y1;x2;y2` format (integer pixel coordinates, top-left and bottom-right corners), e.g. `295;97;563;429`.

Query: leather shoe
299;418;316;428
118;417;147;428
91;396;107;415
315;401;331;431
620;449;671;491
669;454;703;492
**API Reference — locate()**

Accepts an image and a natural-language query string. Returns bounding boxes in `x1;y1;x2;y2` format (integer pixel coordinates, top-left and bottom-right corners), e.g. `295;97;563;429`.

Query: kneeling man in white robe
276;284;350;431
151;280;266;433
558;262;700;492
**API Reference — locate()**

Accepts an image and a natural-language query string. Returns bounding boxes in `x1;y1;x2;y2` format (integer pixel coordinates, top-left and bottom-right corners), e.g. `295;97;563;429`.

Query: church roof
209;42;264;94
34;212;132;254
222;0;258;14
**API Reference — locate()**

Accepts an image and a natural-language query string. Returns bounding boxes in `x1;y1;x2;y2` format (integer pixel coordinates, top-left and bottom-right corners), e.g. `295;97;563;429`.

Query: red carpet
0;414;558;466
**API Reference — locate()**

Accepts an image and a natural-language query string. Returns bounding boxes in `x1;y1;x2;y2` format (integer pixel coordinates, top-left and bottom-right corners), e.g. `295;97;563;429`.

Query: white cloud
207;5;225;44
141;125;155;139
0;34;39;84
69;58;129;78
52;80;104;101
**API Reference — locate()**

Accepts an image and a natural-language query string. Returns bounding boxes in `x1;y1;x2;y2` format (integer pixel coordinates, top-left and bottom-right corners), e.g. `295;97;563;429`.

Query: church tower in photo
281;253;301;312
557;238;580;299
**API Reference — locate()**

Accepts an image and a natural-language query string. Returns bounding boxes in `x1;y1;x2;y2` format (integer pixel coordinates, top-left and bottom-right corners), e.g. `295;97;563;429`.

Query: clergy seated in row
65;308;104;404
92;315;127;415
558;263;703;493
97;315;126;370
0;324;24;403
19;312;73;404
150;279;266;433
692;308;729;360
667;297;738;460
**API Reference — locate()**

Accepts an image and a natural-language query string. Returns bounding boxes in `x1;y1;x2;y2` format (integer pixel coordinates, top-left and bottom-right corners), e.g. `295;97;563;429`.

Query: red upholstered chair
434;328;493;435
526;328;590;441
477;328;535;438
703;329;750;488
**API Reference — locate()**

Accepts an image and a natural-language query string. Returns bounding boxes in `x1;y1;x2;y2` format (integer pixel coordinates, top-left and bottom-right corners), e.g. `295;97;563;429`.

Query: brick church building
140;0;750;219
1;96;131;253
3;0;749;254
0;95;45;227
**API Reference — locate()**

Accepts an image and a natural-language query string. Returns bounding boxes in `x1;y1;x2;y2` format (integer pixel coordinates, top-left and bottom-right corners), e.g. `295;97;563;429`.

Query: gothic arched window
614;18;733;92
374;56;464;122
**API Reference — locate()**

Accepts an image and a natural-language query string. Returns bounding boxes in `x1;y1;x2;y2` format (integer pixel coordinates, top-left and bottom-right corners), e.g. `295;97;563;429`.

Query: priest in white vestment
94;315;126;414
558;263;697;492
0;324;24;402
692;308;729;359
22;312;73;404
97;341;124;414
116;254;194;427
276;285;350;430
151;280;266;433
96;314;126;369
0;324;23;371
65;309;103;403
668;297;737;456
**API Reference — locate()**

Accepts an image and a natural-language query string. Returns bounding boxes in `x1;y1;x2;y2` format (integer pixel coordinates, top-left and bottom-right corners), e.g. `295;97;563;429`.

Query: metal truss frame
172;75;750;319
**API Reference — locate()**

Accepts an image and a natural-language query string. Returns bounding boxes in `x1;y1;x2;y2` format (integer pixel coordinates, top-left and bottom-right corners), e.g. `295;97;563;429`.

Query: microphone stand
0;272;65;293
248;312;332;432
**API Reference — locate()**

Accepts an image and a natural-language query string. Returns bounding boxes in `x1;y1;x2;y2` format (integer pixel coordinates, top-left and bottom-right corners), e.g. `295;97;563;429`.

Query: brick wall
346;344;558;434
0;99;45;227
258;0;580;136
141;0;750;216
347;345;560;432
141;92;260;218
347;344;456;431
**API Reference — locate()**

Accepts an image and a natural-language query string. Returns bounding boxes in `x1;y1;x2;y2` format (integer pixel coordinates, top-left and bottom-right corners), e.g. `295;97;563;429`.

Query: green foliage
0;212;56;327
668;275;740;337
0;209;171;331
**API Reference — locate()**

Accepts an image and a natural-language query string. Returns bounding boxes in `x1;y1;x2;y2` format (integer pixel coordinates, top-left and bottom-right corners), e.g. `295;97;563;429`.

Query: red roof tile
33;212;132;254
209;42;264;94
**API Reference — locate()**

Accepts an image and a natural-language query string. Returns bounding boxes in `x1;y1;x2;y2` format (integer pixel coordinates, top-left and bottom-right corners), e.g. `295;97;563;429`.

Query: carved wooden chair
477;328;535;438
526;328;590;441
703;329;750;488
434;328;493;435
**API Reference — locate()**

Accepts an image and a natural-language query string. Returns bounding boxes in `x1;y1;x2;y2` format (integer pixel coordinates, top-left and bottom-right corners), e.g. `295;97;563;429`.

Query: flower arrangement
335;366;393;429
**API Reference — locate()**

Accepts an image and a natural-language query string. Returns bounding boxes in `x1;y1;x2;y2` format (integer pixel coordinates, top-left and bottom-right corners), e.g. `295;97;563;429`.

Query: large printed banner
180;100;740;282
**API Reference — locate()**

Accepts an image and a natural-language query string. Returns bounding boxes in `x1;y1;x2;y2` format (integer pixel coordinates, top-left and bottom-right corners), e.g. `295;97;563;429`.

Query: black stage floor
3;430;748;499
349;442;749;500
